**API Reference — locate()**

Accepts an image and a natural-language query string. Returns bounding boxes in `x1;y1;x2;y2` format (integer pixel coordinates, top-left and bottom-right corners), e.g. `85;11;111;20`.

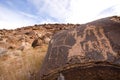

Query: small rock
32;38;42;48
0;48;7;56
44;37;51;44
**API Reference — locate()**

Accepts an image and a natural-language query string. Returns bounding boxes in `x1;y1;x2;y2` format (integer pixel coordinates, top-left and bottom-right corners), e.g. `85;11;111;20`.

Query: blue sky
0;0;120;29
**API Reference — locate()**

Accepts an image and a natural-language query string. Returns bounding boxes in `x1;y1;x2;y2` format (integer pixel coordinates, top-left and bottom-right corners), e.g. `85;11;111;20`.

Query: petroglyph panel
68;25;117;62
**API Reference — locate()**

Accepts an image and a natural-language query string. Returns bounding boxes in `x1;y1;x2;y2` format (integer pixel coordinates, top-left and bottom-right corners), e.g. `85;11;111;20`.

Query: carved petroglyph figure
38;16;120;80
68;26;117;61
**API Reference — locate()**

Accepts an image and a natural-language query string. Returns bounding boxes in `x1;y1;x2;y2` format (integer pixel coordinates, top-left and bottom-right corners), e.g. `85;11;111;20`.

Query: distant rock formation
0;24;78;55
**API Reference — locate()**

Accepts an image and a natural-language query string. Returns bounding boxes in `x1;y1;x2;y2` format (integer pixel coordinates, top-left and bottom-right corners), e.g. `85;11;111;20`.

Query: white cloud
114;5;120;15
0;0;120;29
0;5;38;29
66;0;120;23
29;0;120;24
96;4;120;19
28;0;70;21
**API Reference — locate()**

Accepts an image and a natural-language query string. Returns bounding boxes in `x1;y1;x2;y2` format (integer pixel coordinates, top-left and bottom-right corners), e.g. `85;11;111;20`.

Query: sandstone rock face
38;16;120;80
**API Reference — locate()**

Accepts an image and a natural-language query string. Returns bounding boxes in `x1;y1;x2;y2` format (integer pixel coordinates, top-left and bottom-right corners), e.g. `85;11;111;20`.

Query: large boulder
37;16;120;80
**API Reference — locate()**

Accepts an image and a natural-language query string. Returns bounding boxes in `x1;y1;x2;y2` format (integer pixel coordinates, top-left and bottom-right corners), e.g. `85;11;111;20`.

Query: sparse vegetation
0;44;48;80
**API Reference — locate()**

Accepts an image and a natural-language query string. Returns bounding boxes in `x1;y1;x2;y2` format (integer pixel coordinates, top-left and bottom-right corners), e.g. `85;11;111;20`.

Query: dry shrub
0;44;48;80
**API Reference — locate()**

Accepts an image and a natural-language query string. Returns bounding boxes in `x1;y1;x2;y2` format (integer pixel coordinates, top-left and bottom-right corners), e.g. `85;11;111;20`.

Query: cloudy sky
0;0;120;29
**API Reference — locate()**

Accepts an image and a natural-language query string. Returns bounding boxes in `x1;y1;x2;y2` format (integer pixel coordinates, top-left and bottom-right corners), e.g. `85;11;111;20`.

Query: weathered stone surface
38;16;120;80
0;24;76;50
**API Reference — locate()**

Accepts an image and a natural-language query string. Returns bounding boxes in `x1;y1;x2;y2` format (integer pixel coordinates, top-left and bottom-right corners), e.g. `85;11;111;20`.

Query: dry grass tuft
0;44;48;80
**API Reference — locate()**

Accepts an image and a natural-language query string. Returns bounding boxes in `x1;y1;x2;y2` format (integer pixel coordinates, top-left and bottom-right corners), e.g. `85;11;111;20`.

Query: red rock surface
38;16;120;80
